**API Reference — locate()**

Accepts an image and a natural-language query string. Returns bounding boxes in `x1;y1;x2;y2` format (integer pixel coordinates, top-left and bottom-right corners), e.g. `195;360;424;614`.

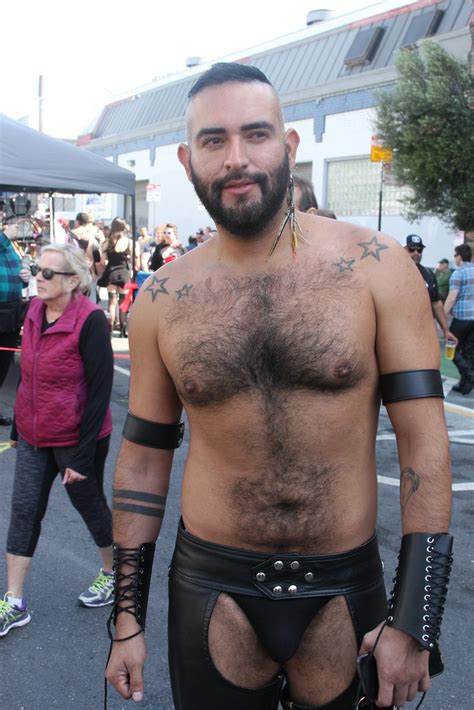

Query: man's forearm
396;432;452;533
111;441;174;635
443;291;457;316
431;301;450;336
112;440;174;545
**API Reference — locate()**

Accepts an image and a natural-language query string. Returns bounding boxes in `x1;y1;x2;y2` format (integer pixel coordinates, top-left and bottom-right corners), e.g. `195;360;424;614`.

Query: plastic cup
445;339;456;361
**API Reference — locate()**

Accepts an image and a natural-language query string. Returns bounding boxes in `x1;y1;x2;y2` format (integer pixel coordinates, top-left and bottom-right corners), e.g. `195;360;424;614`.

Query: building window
326;157;411;216
344;27;384;67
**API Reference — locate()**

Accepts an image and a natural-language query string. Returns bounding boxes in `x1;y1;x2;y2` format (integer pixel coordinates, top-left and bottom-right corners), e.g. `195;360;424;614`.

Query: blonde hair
40;244;92;294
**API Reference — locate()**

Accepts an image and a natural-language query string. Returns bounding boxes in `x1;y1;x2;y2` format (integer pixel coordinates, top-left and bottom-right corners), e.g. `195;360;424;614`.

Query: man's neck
214;207;293;267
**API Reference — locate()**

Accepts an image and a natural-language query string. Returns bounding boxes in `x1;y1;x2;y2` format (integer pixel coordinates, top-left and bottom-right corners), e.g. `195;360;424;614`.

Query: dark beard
189;152;290;238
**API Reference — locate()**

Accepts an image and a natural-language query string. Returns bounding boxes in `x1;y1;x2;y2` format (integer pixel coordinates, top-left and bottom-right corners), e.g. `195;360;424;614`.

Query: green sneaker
0;592;31;637
78;569;114;607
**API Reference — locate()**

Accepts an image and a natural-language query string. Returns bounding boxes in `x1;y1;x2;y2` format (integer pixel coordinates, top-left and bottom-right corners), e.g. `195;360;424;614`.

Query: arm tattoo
144;275;170;302
400;466;420;516
113;502;164;518
357;235;389;262
333;257;355;273
175;283;193;300
112;488;167;518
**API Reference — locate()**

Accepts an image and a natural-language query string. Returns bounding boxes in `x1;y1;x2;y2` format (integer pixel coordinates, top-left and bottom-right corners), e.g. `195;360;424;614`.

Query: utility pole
38;75;44;132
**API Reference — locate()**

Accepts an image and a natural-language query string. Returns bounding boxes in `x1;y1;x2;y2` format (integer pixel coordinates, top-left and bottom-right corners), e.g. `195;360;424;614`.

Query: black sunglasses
30;264;75;280
408;247;423;253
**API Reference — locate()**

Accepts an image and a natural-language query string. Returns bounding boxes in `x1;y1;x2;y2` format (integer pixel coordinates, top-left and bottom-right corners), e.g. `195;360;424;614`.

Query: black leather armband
387;533;453;656
123;411;184;449
107;543;155;642
380;369;444;405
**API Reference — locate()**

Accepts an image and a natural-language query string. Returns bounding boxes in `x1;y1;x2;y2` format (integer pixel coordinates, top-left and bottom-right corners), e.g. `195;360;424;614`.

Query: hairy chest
162;264;373;406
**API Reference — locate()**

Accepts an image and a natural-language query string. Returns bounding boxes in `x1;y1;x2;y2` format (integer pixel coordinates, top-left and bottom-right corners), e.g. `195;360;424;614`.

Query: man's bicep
374;254;440;374
127;294;182;423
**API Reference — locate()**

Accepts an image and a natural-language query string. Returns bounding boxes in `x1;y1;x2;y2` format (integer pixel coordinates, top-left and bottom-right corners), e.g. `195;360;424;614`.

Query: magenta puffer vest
14;294;112;448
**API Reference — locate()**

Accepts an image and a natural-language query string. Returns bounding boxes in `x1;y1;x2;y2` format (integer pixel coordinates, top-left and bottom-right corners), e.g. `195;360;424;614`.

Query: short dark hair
188;62;273;99
293;175;318;212
75;212;88;226
439;258;449;264
454;244;472;262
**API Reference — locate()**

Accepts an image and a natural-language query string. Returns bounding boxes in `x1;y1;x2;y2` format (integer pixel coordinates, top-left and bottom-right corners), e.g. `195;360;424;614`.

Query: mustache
211;170;269;195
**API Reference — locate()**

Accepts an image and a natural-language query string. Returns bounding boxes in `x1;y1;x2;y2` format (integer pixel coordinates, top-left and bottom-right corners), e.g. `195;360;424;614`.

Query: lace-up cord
106;548;144;643
421;549;453;645
0;595;15;617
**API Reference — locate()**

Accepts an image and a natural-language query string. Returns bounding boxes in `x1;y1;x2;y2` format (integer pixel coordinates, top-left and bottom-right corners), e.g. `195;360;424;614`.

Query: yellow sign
370;135;393;163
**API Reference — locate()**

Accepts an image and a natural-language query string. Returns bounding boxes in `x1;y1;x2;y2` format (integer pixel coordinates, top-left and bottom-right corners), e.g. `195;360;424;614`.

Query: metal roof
90;0;471;143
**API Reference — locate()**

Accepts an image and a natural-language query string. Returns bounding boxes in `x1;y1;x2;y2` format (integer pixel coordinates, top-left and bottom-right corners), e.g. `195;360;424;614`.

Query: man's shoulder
306;218;405;277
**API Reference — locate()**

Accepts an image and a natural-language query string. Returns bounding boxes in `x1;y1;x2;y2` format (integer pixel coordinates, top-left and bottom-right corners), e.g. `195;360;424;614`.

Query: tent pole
49;194;55;243
131;194;137;283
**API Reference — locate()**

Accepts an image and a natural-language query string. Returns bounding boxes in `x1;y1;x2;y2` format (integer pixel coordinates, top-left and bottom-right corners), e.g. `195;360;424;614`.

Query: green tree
375;41;474;233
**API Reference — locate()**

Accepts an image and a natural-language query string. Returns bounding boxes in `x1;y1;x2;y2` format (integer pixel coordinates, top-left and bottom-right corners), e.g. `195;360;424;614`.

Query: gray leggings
7;436;112;557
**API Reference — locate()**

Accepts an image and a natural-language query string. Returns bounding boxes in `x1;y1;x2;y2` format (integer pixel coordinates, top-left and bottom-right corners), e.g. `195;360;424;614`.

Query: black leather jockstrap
168;522;389;710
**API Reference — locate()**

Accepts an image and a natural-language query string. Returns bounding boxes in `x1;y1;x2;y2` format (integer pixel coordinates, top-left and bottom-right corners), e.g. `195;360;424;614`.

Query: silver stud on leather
273;585;283;594
274;560;284;571
288;585;298;594
256;572;266;582
290;561;300;570
304;572;314;582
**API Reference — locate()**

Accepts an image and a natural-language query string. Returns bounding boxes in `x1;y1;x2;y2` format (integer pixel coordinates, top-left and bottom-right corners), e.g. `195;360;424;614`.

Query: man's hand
62;468;87;485
360;623;430;707
444;330;458;347
10;440;17;448
19;267;30;283
106;633;147;702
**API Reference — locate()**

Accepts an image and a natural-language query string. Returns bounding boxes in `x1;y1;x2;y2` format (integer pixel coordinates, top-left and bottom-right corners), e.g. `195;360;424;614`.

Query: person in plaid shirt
0;222;30;425
444;243;474;395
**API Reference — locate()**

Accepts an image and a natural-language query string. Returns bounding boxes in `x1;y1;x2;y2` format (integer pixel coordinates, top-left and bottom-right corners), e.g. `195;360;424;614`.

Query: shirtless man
106;63;453;710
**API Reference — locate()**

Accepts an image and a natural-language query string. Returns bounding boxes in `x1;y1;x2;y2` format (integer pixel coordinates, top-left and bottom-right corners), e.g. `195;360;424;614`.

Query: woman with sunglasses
0;245;115;638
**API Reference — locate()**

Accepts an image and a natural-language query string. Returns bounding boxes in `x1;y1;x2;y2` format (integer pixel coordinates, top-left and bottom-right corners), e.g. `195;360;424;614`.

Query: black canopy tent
0;113;137;275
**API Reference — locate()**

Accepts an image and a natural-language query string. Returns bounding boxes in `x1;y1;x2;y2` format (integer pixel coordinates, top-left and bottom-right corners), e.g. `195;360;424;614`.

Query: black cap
406;234;425;249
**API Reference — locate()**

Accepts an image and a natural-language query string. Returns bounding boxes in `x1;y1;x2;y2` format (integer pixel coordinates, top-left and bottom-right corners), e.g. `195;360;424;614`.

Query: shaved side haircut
188;62;274;100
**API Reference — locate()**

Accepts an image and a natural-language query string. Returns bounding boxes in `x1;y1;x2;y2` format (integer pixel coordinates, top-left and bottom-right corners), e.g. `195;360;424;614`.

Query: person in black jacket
404;234;457;347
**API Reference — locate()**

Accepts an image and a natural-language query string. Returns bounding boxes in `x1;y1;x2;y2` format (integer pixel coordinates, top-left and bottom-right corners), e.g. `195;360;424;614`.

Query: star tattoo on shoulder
144;276;170;302
333;257;355;273
357;235;389;261
175;283;193;300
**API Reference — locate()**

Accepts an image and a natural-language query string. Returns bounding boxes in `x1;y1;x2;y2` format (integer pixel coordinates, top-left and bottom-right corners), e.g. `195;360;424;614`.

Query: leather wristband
387;533;453;653
107;542;156;641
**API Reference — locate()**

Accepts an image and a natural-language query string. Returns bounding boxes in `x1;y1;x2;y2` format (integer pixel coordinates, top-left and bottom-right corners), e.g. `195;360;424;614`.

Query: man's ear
284;128;300;169
177;143;192;182
306;207;318;215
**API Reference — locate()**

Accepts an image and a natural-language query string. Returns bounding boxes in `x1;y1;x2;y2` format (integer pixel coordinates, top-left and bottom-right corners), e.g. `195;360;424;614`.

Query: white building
77;0;472;266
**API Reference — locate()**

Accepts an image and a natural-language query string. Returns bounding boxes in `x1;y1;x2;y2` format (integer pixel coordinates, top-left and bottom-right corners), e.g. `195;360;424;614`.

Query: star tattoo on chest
334;257;355;273
175;283;193;300
357;235;389;261
144;276;170;302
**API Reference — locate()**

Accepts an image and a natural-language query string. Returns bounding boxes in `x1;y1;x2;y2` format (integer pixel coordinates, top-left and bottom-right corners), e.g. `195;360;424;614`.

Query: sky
1;0;415;139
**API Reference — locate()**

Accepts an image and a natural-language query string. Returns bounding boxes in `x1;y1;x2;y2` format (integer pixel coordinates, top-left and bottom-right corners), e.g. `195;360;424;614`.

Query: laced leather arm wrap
123;411;184;449
107;543;155;642
380;370;444;405
387;533;453;660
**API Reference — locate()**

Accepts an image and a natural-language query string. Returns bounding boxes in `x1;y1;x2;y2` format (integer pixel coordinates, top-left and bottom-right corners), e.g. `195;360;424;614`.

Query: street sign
146;183;161;202
370;135;393;163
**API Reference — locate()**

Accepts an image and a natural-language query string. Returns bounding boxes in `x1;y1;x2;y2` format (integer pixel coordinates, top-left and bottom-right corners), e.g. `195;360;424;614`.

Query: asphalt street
0;338;473;710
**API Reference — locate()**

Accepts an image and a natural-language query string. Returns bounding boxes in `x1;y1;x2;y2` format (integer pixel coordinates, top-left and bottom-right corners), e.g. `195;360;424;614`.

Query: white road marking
378;476;474;492
114;365;131;377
